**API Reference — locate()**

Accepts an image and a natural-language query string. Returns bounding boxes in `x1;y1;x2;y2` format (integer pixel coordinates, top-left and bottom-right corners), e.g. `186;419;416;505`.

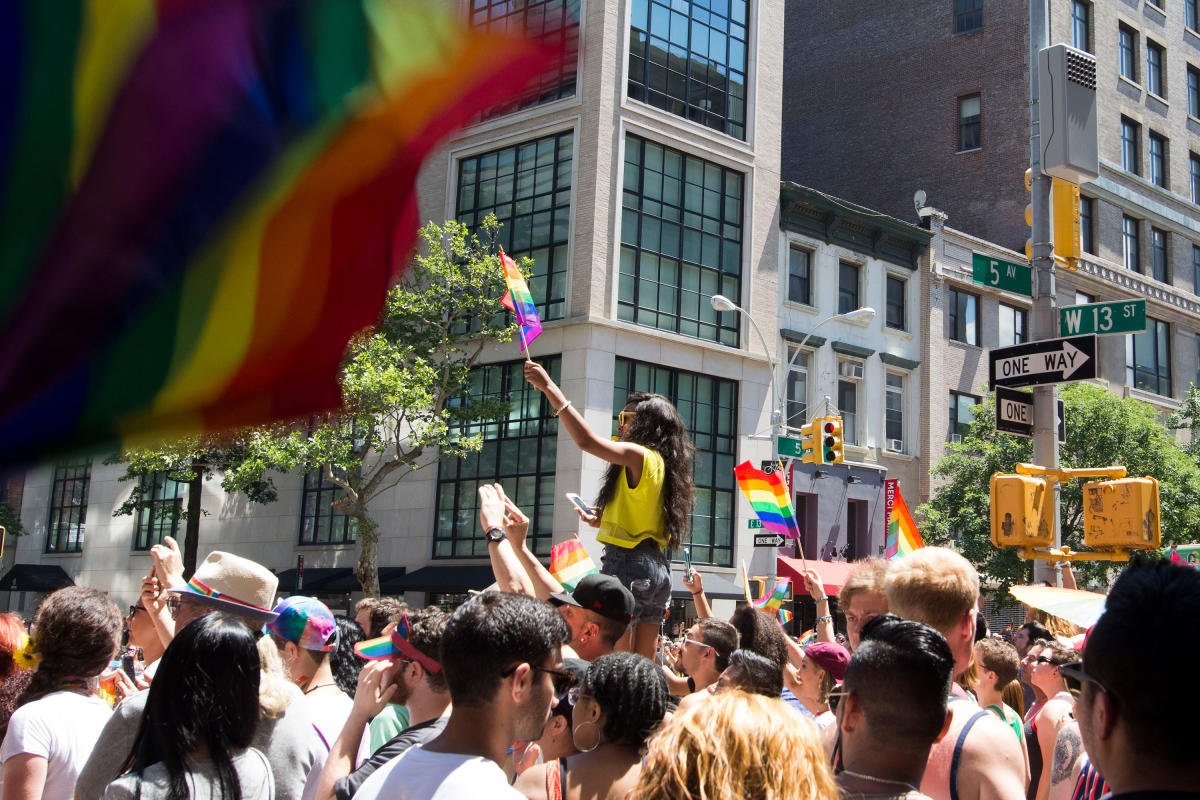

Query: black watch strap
484;526;507;543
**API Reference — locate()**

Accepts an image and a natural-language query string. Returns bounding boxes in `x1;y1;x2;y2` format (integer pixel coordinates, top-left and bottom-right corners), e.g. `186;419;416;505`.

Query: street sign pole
1030;0;1059;585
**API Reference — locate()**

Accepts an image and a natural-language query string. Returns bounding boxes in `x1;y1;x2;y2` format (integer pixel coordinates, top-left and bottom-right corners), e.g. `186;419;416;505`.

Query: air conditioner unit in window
839;361;864;380
887;438;904;453
950;434;963;444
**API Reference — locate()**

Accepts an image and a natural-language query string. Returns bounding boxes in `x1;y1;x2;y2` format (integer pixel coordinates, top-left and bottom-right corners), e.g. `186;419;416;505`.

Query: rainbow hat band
185;577;273;613
354;613;442;674
265;596;337;652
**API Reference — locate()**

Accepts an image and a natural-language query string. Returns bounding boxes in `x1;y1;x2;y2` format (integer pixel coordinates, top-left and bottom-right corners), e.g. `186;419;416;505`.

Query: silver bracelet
553;399;573;417
816;614;833;623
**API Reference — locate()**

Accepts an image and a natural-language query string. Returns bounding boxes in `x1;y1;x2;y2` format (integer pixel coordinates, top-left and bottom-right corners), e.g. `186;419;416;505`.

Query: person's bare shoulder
959;710;1027;800
513;762;549;800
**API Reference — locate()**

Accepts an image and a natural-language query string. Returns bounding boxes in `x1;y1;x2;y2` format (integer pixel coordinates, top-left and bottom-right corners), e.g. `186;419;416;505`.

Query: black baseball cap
550;574;634;625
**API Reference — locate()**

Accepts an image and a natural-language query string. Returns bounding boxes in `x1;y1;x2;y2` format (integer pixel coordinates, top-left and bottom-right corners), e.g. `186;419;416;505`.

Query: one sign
994;387;1067;442
989;335;1096;389
973;253;1032;297
748;519;764;529
1059;299;1146;337
776;436;805;459
753;533;787;548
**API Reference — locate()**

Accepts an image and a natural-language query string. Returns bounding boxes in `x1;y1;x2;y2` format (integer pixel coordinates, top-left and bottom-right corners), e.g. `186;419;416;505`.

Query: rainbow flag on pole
734;461;801;539
884;479;924;560
752;577;792;611
549;538;597;592
499;248;542;351
0;0;558;464
777;608;794;626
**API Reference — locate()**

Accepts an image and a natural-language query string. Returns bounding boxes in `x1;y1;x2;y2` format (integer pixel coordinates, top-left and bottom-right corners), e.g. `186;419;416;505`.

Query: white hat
167;551;279;625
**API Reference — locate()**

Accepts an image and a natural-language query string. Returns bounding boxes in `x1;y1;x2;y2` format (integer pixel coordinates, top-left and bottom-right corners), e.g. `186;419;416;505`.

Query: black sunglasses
1058;661;1108;696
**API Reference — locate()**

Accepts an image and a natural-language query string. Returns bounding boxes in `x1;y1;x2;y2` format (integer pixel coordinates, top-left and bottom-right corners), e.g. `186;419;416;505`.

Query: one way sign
989;335;1097;389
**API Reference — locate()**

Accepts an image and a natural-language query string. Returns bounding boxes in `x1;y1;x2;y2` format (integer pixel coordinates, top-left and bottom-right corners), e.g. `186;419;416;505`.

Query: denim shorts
600;539;672;625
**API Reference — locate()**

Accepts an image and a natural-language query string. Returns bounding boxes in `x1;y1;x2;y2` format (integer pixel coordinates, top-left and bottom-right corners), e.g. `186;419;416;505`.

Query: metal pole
1029;0;1060;586
740;309;783;589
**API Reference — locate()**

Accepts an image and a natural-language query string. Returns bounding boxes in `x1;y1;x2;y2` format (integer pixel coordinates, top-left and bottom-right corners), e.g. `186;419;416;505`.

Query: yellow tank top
596;446;668;550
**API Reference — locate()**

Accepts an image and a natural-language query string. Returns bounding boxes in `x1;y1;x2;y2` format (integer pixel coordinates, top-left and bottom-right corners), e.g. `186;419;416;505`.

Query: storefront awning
274;567;353;594
396;565;495;593
776;557;860;597
670;570;746;600
321;567;408;594
0;564;75;592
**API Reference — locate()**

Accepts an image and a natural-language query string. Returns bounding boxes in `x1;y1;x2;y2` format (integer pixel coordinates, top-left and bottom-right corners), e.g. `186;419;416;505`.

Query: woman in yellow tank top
524;361;695;660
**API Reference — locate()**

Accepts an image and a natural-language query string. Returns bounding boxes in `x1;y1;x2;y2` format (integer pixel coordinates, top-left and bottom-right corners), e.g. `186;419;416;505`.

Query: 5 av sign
973;253;1032;297
989;335;1097;389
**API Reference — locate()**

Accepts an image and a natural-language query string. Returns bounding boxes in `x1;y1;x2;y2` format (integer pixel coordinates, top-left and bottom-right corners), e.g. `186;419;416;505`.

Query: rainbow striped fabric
884;484;924;560
549;538;598;592
499;247;542;351
752;577;792;612
734;461;801;539
777;608;794;626
796;629;817;648
0;0;555;463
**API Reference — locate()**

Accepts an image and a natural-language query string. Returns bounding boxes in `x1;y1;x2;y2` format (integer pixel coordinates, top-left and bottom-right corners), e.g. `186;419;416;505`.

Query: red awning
777;557;860;597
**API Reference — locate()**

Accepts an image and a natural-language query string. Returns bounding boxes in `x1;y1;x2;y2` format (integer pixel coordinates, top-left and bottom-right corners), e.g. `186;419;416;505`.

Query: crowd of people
0;384;1195;800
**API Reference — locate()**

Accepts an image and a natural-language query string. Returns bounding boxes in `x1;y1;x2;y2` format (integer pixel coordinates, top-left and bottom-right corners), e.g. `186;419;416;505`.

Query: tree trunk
183;465;203;577
356;533;380;598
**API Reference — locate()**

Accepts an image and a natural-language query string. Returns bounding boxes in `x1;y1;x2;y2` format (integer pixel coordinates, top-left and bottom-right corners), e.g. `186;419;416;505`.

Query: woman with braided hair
0;587;122;800
514;652;670;800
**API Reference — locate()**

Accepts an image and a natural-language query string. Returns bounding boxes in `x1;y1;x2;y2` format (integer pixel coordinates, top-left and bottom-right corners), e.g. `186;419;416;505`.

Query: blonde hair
628;691;839;800
884;547;979;637
837;557;888;607
256;634;295;718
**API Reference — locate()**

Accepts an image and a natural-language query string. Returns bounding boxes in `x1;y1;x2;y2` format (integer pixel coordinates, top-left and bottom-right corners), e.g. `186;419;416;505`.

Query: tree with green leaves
221;216;518;597
917;382;1200;597
1167;383;1200;461
106;436;276;575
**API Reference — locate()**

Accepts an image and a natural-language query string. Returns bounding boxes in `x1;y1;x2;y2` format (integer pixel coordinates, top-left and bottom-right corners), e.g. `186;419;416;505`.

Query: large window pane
999;303;1027;347
1121;118;1140;175
1127;318;1172;397
614;357;737;567
786;347;809;431
132;471;185;551
885;373;904;445
1119;25;1137;82
948;392;978;439
954;0;982;33
434;357;562;558
949;288;978;345
1072;1;1090;52
299;468;357;545
1149;132;1167;188
1147;42;1164;98
838;262;860;314
788;246;811;305
46;458;90;553
958;94;981;151
1151;227;1168;283
628;0;749;139
474;0;579;118
457;132;573;321
1123;215;1140;272
886;275;906;330
838;376;859;446
620;134;742;346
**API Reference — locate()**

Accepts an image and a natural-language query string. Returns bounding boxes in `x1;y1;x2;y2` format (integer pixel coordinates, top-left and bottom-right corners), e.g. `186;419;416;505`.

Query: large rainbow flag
734;461;801;539
884;479;924;560
499;247;542;351
549;537;598;592
0;0;558;464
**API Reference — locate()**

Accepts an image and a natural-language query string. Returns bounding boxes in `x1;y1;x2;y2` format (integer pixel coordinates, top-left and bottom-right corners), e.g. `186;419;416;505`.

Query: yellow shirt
596;446;668;550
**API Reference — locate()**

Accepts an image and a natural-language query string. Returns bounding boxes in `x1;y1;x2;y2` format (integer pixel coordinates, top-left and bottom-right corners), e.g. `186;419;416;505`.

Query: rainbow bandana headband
354;613;442;674
185;577;272;613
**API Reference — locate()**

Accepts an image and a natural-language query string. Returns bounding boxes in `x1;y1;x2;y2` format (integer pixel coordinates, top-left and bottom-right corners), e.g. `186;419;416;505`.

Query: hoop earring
572;720;601;753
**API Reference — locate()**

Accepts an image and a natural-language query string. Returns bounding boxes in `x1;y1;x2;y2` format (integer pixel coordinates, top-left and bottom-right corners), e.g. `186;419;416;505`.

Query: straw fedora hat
167;551;279;625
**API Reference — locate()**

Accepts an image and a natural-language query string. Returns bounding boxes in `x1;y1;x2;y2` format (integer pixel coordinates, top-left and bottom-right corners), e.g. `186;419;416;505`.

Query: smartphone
684;547;694;580
121;650;137;681
564;492;595;519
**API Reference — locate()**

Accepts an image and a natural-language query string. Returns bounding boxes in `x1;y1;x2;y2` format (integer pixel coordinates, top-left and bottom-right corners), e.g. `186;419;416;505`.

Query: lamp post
709;295;876;587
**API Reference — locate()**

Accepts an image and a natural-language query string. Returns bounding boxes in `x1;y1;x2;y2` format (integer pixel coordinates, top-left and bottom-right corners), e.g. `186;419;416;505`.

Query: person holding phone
524;361;695;660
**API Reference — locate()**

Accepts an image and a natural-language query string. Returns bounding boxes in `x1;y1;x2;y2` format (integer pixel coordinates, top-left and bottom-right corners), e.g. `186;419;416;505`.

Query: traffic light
1024;169;1033;261
1082;477;1161;550
799;419;823;464
1051;178;1081;270
990;473;1054;548
822;416;844;464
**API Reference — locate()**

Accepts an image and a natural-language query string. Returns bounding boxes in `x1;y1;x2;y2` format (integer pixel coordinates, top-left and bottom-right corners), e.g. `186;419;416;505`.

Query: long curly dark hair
124;613;261;800
331;616;366;697
594;392;695;551
582;652;670;747
18;587;121;707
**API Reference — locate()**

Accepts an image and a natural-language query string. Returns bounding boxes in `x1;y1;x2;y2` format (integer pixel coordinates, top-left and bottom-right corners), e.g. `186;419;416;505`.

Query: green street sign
747;519;764;529
777;436;805;459
1059;300;1146;337
972;253;1032;297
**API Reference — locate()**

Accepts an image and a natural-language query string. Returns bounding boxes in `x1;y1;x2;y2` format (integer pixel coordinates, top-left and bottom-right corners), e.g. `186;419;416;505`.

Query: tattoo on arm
1051;727;1082;785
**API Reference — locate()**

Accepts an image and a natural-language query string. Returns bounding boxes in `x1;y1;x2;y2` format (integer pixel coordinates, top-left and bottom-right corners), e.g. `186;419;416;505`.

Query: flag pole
518;324;531;362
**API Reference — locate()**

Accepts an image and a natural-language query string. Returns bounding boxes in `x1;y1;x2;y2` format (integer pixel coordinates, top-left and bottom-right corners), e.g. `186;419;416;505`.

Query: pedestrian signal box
1082;477;1161;550
990;474;1054;548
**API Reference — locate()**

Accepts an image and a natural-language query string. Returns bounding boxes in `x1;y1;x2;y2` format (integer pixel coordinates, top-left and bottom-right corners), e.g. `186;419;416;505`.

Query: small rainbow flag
752;577;792;612
549;538;597;592
0;1;558;463
884;480;924;560
777;608;794;626
734;461;801;539
797;629;817;647
499;248;542;351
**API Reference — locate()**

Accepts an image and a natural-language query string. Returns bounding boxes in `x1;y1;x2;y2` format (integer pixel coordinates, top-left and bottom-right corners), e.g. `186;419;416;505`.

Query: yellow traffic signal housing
990;473;1054;548
1082;477;1161;550
1051;178;1081;269
799;420;823;464
1024;169;1033;261
822;416;845;464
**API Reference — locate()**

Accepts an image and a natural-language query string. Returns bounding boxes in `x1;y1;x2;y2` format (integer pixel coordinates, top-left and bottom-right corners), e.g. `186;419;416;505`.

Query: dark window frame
884;372;905;444
434;356;562;559
1151;227;1169;283
1188;66;1200;118
619;133;744;346
1121;117;1140;175
957;93;982;152
999;303;1028;347
1123;215;1141;273
299;468;358;546
1119;25;1138;83
948;391;979;440
1072;1;1091;52
1191;153;1200;203
1127;317;1172;397
472;0;579;119
456;131;574;323
838;261;861;314
1080;196;1095;254
1188;0;1198;31
132;471;185;552
954;0;983;33
837;371;860;446
1149;131;1168;188
614;357;738;568
786;347;809;432
1193;244;1200;296
885;274;906;330
46;458;90;554
1147;40;1165;98
788;245;812;306
948;288;979;345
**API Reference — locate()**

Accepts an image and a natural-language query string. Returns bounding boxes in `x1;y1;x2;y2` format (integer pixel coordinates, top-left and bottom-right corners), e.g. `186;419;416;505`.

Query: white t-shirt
298;690;368;800
352;744;522;800
0;691;113;800
102;748;273;800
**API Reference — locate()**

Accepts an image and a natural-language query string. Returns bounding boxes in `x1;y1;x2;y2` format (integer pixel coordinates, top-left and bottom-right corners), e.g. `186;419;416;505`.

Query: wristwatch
484;526;507;544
